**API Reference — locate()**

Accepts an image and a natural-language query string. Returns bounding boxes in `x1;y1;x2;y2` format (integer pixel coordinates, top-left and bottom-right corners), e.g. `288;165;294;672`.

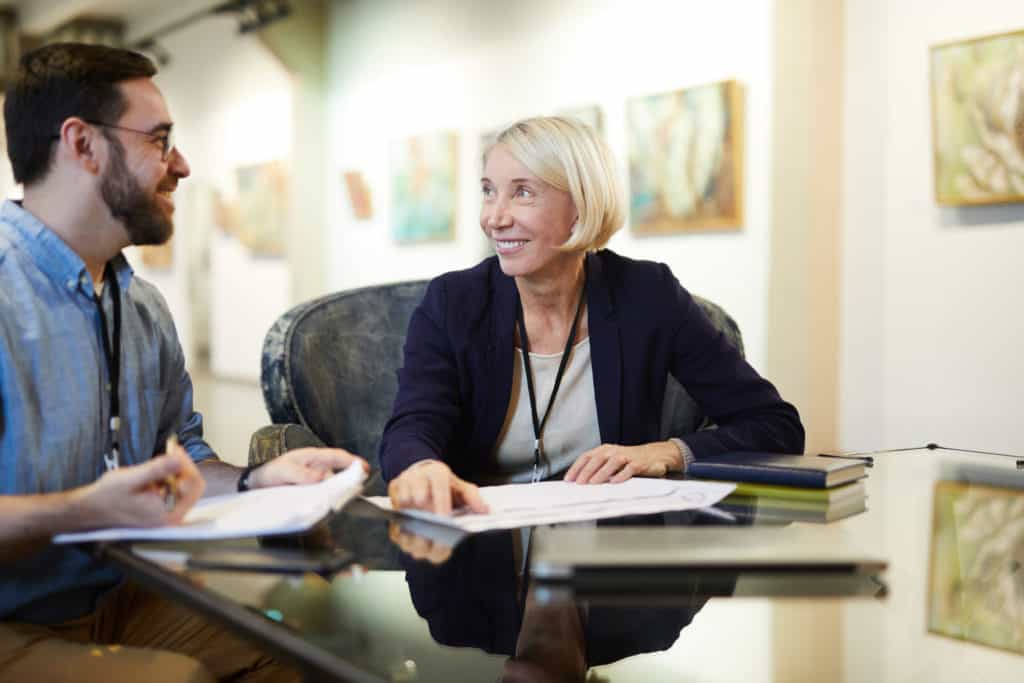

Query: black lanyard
515;266;587;483
95;262;122;472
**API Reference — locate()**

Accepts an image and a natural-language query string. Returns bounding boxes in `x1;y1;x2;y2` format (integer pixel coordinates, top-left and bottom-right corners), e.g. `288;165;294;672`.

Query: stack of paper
53;462;367;544
365;479;736;532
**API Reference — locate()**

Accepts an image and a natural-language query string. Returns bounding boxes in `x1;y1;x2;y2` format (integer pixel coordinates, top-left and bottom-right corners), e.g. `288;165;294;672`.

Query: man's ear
58;117;103;175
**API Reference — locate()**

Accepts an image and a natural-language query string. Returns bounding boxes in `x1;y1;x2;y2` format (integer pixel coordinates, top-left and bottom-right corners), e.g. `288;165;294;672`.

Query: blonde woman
382;117;802;514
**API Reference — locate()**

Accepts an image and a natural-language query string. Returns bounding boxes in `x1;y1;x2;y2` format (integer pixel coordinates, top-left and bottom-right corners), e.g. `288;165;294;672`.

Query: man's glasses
83;120;177;162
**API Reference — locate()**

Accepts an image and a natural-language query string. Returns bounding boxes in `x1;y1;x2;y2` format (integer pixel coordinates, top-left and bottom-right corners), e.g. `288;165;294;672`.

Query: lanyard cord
95;262;122;471
515;263;587;483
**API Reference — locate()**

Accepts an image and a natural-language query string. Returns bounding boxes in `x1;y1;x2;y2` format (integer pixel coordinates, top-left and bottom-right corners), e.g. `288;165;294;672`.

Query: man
0;43;365;681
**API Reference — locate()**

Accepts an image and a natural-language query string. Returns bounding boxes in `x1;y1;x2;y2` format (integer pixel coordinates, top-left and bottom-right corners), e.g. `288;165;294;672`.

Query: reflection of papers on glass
53;463;366;544
364;479;736;533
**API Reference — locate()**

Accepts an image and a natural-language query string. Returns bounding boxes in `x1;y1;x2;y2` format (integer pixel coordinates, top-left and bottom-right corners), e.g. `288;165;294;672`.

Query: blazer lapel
477;262;518;449
586;252;622;444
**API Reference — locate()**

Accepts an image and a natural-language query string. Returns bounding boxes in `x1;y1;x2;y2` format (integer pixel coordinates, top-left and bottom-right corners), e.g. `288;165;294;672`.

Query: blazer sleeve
662;266;805;458
379;277;465;481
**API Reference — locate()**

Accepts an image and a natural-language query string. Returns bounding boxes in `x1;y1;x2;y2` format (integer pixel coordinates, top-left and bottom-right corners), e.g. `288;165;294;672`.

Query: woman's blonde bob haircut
488;116;625;252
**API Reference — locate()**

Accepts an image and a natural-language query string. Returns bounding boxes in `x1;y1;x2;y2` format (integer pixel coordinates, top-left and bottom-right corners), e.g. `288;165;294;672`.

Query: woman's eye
515;186;533;198
481;185;494;197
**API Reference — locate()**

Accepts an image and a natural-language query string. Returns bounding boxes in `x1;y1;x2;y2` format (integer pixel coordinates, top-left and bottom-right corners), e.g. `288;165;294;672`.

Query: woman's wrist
666;438;693;473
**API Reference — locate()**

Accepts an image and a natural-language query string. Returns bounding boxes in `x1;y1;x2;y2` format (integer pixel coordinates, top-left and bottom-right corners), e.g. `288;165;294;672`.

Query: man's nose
168;146;190;179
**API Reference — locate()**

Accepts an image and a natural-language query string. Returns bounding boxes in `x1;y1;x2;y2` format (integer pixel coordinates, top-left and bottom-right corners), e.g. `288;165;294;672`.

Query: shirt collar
1;199;134;297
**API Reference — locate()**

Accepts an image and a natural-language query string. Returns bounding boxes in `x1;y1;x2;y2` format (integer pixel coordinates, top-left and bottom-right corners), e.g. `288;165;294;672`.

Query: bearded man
0;42;365;682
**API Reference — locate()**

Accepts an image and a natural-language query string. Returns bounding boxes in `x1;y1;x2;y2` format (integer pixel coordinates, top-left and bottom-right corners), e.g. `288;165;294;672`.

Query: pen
162;434;181;512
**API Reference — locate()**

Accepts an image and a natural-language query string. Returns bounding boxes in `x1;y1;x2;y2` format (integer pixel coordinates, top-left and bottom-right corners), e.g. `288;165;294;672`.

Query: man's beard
100;136;174;246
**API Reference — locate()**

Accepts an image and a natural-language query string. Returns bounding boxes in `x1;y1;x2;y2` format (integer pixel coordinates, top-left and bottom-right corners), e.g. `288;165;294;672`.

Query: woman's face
480;144;578;280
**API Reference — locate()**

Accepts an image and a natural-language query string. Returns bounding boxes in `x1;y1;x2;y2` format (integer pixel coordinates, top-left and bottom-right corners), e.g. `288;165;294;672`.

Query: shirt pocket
124;387;169;464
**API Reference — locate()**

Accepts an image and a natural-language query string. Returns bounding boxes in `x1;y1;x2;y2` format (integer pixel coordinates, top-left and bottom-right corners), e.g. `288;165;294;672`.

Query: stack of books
688;452;868;524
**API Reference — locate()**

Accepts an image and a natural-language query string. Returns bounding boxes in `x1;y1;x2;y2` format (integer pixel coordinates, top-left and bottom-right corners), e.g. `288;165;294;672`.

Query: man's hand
564;441;683;485
247;447;369;490
387;460;489;516
69;442;205;527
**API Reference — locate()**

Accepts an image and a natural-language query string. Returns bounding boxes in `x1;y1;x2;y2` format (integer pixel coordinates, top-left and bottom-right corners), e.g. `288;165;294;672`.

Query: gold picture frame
930;29;1024;206
928;480;1024;654
627;79;744;234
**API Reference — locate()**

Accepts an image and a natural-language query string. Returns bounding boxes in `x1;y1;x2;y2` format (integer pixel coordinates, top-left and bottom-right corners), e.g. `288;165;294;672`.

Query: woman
381;116;803;514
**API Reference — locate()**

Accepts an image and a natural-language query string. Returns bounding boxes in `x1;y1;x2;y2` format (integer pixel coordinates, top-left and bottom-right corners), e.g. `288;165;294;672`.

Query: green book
727;479;866;504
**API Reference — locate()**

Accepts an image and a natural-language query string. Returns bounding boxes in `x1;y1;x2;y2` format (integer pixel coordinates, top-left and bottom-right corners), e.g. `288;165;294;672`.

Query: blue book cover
687;452;865;489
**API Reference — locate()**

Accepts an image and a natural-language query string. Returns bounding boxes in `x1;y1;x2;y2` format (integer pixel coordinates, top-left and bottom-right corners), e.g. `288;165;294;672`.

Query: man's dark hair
4;42;157;186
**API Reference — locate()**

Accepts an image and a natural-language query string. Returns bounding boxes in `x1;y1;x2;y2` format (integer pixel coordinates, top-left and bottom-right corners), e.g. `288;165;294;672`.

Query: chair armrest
248;423;327;468
248;424;336;551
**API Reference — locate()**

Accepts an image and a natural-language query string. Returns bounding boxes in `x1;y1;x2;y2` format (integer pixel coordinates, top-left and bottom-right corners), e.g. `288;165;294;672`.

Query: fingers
452;478;490;514
388;522;453;564
587;454;629;484
287;447;370;474
388;462;452;514
609;462;636;483
566;446;634;484
564;452;587;482
427;467;452;516
386;461;486;516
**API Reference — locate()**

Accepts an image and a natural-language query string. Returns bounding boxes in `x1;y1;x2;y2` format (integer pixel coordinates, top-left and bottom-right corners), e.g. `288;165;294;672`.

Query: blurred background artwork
931;30;1024;206
140;240;174;269
390;131;458;244
627;80;744;234
928;480;1024;654
557;105;604;136
213;160;289;257
342;171;373;220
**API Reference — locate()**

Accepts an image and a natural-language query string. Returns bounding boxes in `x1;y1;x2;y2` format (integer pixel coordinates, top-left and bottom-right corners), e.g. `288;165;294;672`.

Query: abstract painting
928;480;1024;654
140;241;173;269
390;131;457;244
557;105;604;135
931;30;1024;206
342;170;373;220
214;161;289;256
627;80;744;234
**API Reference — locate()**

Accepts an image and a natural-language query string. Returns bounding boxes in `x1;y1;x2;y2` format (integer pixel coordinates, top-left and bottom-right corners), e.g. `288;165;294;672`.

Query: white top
488;337;602;484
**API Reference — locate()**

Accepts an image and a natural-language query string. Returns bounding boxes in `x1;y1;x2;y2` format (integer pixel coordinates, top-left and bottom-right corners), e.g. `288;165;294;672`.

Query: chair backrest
261;280;429;495
260;280;745;494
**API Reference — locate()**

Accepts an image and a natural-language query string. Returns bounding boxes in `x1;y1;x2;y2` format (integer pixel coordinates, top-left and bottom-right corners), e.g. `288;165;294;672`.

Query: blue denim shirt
0;200;215;624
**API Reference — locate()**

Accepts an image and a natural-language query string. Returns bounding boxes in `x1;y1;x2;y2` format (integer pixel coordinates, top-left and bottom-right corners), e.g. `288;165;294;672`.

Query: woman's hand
388;520;454;564
387;460;489;516
564;441;684;484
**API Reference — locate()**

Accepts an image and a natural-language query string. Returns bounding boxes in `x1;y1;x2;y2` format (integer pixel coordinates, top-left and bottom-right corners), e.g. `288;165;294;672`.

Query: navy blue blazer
380;250;803;482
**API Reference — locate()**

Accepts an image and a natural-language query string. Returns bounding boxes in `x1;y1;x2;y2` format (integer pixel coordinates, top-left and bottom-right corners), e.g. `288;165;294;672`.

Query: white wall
130;15;293;381
326;0;777;370
840;0;1024;454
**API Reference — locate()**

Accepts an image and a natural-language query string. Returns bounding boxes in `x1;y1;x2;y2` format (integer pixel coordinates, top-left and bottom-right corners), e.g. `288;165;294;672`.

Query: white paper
53;462;367;544
364;478;736;533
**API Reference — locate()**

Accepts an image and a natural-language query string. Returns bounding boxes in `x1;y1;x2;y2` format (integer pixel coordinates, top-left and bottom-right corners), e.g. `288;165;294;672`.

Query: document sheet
53;462;367;544
365;478;736;532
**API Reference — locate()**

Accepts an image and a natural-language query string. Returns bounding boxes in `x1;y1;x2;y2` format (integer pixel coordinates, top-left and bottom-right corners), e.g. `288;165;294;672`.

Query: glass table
98;449;1024;682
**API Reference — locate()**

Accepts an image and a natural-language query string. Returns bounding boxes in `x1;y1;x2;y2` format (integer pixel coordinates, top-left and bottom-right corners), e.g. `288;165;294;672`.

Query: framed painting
627;80;744;234
213;161;289;257
390;131;457;244
557;105;604;135
140;241;173;270
928;480;1024;654
342;170;373;220
931;30;1024;206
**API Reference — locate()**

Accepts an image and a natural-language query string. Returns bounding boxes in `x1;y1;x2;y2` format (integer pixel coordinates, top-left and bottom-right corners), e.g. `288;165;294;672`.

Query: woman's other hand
564;441;684;484
387;460;489;515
